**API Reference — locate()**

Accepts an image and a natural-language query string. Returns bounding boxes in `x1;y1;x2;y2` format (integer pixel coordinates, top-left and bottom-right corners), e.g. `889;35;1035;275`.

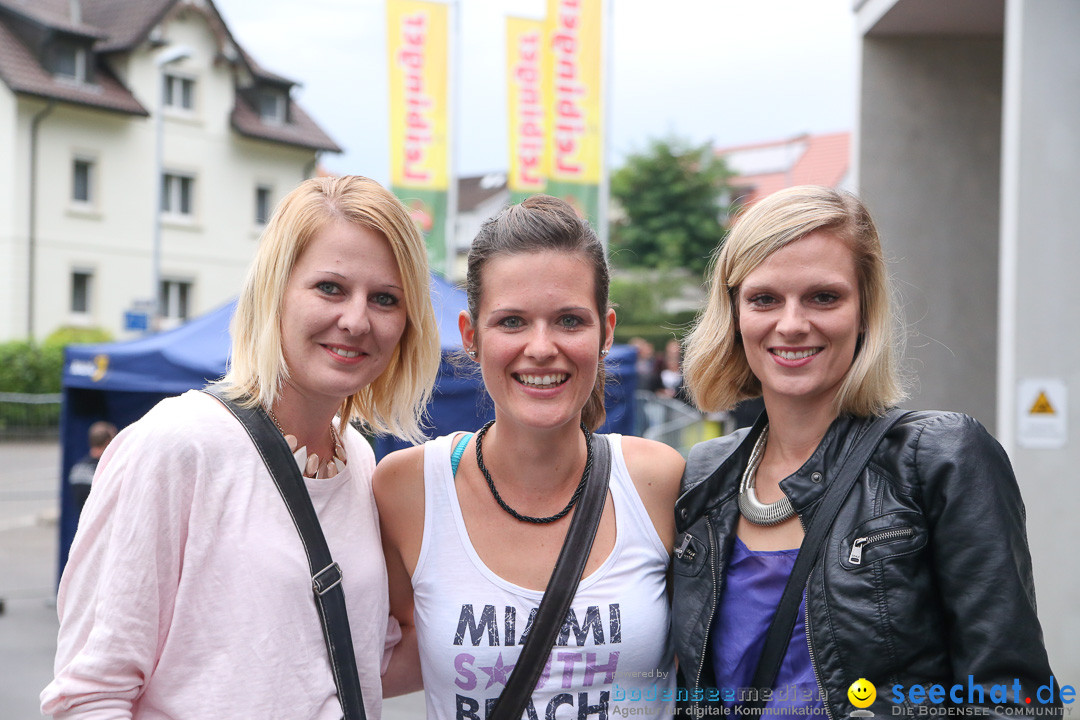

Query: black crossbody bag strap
488;432;612;720
203;388;366;720
747;408;908;711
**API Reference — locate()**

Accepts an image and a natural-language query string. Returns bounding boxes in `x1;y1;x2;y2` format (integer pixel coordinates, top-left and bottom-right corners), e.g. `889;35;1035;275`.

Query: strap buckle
312;562;343;596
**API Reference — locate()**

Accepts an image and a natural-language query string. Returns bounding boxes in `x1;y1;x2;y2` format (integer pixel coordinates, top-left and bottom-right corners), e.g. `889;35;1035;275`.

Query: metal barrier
0;392;61;440
634;390;730;456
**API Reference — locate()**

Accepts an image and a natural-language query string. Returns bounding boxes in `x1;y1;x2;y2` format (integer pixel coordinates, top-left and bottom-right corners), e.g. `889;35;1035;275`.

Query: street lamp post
152;44;192;330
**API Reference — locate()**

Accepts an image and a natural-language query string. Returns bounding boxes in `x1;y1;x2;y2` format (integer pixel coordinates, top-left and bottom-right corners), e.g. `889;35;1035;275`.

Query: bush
0;341;63;394
0;326;112;395
44;325;112;349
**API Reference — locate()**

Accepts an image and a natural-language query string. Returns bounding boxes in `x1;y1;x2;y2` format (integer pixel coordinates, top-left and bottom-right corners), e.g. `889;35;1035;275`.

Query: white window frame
71;156;95;206
258;90;287;125
159;278;193;326
70;268;94;321
161;172;196;219
55;42;88;83
163;72;197;112
255;184;273;226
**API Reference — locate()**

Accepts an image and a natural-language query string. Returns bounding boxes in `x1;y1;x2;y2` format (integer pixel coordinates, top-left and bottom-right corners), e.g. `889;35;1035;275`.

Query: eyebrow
489;305;593;314
317;270;403;291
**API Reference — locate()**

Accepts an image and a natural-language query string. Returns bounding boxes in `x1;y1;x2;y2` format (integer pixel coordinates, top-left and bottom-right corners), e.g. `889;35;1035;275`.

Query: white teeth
773;349;820;360
517;373;568;387
330;347;360;358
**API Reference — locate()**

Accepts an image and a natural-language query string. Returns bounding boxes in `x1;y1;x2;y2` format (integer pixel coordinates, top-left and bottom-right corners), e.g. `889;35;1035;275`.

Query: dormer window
52;38;88;83
258;89;287;125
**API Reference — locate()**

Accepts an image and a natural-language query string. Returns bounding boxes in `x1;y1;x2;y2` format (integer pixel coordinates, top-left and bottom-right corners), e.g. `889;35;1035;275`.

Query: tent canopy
58;274;636;573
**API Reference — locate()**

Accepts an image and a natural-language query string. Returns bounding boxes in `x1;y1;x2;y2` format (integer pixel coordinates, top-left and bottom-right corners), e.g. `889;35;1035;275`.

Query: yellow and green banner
507;16;546;203
542;0;603;223
387;0;449;268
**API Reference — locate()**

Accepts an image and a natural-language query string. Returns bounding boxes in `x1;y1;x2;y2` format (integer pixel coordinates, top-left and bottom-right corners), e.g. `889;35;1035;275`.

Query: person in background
42;176;440;719
656;337;689;403
673;185;1057;718
628;336;659;391
67;421;117;516
374;195;685;719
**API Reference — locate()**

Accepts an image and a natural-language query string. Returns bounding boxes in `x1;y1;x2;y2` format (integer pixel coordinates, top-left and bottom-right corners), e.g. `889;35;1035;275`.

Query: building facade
0;0;340;341
855;0;1078;679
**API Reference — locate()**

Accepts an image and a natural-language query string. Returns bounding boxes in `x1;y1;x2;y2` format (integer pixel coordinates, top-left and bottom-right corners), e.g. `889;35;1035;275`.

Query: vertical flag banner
543;0;603;223
507;16;546;203
387;0;449;269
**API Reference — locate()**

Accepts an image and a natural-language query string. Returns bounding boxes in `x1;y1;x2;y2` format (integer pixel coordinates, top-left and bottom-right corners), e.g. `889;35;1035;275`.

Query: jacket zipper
694;517;718;707
804;585;834;720
848;527;914;565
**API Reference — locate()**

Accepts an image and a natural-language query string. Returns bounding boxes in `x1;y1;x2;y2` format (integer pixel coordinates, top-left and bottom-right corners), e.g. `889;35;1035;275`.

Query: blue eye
812;292;839;305
499;316;524;329
372;293;399;307
747;294;776;307
559;315;583;328
316;281;341;295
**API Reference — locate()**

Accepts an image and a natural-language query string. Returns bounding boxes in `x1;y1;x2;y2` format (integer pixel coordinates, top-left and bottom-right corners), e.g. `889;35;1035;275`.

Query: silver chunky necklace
738;425;796;526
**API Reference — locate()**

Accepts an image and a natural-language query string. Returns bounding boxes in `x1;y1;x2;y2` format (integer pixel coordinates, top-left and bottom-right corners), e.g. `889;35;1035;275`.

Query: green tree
610;137;731;274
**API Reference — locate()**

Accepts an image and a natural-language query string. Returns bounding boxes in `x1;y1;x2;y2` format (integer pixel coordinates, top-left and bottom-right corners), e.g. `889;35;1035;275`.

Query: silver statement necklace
738;425;796;526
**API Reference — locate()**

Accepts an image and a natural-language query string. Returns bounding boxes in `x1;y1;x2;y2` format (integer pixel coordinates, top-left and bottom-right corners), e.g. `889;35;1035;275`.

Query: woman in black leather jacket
674;186;1058;719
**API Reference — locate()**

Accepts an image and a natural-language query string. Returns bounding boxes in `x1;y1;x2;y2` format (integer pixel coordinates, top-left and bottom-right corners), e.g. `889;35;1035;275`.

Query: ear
603;308;616;353
458;310;476;353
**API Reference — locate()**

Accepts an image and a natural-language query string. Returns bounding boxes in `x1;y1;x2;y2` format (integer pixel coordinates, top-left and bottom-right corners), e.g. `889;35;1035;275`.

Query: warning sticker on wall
1017;379;1067;449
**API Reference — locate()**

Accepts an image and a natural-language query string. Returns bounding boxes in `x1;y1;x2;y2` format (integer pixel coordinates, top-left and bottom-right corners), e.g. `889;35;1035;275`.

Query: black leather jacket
672;411;1058;719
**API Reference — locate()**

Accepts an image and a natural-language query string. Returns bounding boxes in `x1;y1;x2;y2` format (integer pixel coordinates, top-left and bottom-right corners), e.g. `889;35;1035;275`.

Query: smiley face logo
848;678;876;709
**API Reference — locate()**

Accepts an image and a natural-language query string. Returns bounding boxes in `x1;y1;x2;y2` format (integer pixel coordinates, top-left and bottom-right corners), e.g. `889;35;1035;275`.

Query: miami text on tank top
412;433;676;720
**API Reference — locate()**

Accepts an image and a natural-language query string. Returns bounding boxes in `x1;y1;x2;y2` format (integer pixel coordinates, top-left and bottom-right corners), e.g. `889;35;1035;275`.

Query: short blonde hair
683;185;905;417
219;176;440;442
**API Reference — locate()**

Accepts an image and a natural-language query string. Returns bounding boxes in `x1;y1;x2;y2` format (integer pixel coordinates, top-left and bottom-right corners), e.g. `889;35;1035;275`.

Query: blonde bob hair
683;185;905;417
219;175;440;442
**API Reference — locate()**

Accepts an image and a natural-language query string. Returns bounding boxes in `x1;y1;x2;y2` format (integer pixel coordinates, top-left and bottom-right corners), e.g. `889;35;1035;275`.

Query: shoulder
619;435;685;479
372;444;427;511
619;435;684;495
341;424;376;476
882;410;1007;466
683;428;751;493
102;391;235;469
127;390;236;448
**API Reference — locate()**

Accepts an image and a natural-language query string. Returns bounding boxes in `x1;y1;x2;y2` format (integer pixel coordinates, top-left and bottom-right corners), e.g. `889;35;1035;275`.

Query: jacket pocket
839;511;926;570
672;529;710;577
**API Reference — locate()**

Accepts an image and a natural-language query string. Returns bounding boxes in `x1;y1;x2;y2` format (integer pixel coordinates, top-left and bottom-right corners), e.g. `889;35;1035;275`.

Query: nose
523;324;558;361
776;302;810;336
338;297;371;336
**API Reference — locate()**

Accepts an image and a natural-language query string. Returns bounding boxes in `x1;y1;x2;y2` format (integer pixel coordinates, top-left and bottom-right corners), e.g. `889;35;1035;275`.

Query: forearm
381;621;423;697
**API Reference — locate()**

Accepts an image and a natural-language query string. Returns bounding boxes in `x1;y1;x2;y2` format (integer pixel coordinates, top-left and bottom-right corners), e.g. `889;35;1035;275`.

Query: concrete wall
859;37;1003;431
1000;0;1080;679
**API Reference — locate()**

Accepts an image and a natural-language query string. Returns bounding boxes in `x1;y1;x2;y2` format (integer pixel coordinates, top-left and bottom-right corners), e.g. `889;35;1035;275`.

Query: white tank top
413;433;676;720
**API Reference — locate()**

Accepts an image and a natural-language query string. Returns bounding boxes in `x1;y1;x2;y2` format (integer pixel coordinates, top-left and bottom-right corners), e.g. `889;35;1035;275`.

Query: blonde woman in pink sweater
42;176;440;719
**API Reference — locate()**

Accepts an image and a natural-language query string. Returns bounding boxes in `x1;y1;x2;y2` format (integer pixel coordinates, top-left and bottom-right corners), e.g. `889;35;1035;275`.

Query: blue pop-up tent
59;274;636;574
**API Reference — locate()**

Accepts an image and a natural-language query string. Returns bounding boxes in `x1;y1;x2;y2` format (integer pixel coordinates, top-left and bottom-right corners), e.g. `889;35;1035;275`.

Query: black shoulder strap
748;408;908;708
489;432;613;720
203;387;366;720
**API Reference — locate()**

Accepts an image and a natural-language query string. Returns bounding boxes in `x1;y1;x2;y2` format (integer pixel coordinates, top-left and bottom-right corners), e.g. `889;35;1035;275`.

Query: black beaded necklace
474;419;593;524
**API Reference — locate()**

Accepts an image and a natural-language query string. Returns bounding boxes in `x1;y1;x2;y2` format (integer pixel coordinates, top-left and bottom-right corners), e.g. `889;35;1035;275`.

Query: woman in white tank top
374;195;685;719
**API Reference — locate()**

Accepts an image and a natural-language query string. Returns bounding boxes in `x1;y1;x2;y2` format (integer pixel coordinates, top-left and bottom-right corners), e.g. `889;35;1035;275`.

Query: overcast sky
214;0;859;183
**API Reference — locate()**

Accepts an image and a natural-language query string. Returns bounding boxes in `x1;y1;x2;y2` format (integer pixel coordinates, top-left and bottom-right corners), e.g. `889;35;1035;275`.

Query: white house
0;0;340;341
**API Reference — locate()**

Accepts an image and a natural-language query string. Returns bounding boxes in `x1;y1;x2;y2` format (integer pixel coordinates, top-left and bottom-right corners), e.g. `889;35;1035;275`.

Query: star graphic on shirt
478;652;516;690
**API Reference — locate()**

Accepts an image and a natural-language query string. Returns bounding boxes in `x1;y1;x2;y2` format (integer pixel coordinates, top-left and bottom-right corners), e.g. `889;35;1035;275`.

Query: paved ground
0;439;425;719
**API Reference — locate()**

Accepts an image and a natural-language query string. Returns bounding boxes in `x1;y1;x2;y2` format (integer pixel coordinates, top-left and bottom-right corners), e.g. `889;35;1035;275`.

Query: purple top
710;537;825;715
